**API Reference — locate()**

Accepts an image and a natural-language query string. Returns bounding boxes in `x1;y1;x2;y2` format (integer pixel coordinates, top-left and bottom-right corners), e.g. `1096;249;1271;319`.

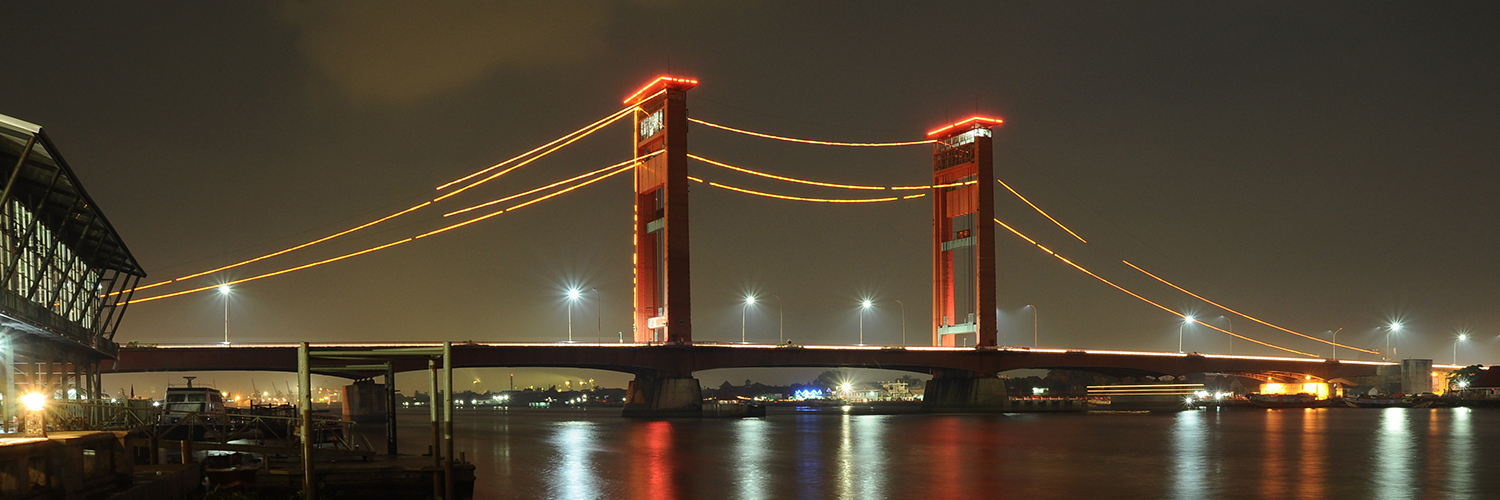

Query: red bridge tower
627;76;697;344
928;117;1003;347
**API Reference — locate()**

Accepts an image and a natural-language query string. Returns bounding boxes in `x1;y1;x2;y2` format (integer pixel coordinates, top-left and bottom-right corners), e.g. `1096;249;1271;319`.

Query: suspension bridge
1;75;1460;419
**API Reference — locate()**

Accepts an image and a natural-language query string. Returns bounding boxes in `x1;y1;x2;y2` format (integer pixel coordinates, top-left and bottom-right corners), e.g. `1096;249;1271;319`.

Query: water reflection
549;421;599;500
1300;409;1326;499
1450;408;1473;499
1170;410;1206;499
733;419;769;500
1375;408;1415;500
850;415;888;499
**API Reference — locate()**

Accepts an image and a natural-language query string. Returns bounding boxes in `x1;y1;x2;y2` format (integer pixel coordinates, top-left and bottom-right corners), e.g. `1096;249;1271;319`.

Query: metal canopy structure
0;112;147;431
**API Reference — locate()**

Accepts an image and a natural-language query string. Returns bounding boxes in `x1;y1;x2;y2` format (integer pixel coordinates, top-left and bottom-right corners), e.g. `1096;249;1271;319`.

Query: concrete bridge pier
922;369;1009;412
622;372;702;418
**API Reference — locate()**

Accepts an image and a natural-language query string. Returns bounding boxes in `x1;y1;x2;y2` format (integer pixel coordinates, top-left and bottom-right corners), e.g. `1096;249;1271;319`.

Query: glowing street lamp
21;392;46;437
1385;322;1403;360
859;299;873;345
1179;316;1195;353
772;294;784;345
742;295;756;343
218;285;232;344
1027;304;1039;348
566;288;581;342
895;299;906;346
1454;333;1468;365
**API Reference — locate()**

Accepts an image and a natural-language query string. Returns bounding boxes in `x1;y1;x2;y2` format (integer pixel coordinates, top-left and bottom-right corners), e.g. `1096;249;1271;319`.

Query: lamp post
859;300;873;345
742;295;756;343
218;285;232;344
592;288;600;344
1028;304;1038;348
566;289;581;342
1455;333;1468;365
1329;327;1343;359
772;294;783;344
1218;315;1233;354
895;299;906;346
1179;316;1195;353
1385;322;1402;360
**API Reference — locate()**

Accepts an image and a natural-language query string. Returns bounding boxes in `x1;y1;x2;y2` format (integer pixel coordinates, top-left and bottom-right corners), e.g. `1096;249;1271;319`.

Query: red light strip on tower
688;118;936;147
1122;260;1378;354
926;116;1004;137
623;76;698;104
993;218;1317;357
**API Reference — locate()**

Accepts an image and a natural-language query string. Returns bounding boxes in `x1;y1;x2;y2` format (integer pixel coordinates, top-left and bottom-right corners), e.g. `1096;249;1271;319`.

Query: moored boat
1342;396;1410;408
1247;393;1327;409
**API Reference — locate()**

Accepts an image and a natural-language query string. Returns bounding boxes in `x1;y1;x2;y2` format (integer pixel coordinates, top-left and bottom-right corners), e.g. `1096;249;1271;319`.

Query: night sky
4;3;1498;395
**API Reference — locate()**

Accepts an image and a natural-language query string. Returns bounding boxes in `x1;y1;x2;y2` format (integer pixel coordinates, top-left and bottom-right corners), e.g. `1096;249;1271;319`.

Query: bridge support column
927;117;1002;347
922;370;1009;411
622;373;702;418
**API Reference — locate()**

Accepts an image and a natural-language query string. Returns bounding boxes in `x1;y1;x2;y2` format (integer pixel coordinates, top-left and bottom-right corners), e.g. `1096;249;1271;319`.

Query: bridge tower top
630;76;696;343
929;116;1002;347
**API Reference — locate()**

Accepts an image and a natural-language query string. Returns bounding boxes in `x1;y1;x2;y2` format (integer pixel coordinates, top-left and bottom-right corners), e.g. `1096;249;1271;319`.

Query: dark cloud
274;1;611;104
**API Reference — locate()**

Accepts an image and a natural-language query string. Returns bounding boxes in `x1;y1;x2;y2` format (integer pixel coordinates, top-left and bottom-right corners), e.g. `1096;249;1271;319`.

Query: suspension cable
688;154;976;191
998;178;1087;243
689;118;936;147
127;158;643;305
1123;260;1377;354
993;218;1318;357
700;179;922;203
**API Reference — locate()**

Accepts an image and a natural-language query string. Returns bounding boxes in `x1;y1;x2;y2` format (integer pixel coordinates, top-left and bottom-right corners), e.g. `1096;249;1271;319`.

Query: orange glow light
926;116;1004;137
445;151;660;217
435;104;636;202
1122;260;1378;354
623;76;698;104
994;218;1316;357
128;238;414;304
689;118;935;147
997;178;1087;243
706;181;903;204
688;154;887;190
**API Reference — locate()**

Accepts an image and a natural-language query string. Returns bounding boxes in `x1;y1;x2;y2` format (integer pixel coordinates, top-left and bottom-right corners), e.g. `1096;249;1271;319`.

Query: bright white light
1458;334;1469;341
567;289;581;300
218;285;231;294
745;296;756;305
21;393;46;412
861;300;872;309
1183;315;1195;324
839;382;852;393
1390;322;1402;332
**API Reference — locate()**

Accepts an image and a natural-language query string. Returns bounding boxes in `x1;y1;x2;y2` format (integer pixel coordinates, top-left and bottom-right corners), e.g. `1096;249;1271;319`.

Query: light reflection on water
400;407;1499;500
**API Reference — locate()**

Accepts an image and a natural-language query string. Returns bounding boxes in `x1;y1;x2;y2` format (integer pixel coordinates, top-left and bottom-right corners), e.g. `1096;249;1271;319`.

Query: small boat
1247;393;1326;409
1342;396;1410;408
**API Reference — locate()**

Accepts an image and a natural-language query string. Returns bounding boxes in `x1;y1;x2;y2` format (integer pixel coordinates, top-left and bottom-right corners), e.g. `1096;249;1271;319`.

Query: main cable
127;158;644;305
689;118;936;147
1122;260;1377;354
993;218;1318;357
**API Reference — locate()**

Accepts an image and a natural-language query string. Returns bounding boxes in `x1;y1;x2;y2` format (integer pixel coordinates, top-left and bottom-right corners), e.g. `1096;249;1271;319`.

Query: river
394;406;1495;499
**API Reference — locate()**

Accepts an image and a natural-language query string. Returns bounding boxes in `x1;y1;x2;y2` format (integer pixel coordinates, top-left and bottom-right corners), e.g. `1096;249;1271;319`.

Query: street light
772;294;784;345
895;299;906;346
742;295;756;343
1329;327;1343;359
859;299;873;345
566;288;581;342
592;288;600;344
1027;304;1038;348
1179;316;1195;353
1385;322;1403;360
1455;333;1468;365
218;285;232;345
1217;315;1233;354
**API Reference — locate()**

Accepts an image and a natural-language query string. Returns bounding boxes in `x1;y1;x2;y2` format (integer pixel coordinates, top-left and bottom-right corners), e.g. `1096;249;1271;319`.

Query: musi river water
395;406;1496;500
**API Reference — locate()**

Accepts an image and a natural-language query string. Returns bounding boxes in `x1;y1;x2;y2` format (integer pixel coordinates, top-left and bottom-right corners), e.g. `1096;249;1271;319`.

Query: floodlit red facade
628;77;697;343
930;117;1001;347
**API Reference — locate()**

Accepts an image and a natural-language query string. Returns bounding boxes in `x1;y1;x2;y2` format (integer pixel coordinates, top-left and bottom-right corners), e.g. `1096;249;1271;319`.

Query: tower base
922;372;1009;412
622;375;702;418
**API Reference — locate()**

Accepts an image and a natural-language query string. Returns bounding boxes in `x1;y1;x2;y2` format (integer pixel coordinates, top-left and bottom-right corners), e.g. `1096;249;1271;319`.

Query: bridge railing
32;400;368;453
